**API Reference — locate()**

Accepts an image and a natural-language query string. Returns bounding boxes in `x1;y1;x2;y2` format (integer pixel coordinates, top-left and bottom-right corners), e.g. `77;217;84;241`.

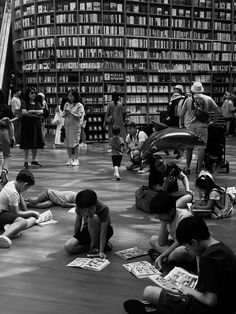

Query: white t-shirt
10;96;21;115
0;181;20;211
125;130;148;149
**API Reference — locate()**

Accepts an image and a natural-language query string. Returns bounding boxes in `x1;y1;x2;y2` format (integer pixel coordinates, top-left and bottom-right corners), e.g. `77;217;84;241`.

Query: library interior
0;1;236;314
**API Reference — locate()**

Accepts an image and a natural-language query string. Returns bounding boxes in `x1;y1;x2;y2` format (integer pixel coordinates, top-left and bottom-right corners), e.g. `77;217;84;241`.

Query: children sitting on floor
123;216;236;314
192;175;234;219
25;189;77;209
64;189;113;258
0;169;40;248
148;192;196;272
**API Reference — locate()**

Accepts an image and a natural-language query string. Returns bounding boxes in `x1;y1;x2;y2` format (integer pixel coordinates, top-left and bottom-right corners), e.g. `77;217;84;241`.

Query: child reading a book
148;192;195;271
64;189;114;258
123;216;236;314
0;169;40;248
193;175;234;219
25;189;77;209
109;124;124;180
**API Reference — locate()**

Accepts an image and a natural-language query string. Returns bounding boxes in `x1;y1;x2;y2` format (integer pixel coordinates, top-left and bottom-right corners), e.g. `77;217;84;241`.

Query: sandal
0;169;8;185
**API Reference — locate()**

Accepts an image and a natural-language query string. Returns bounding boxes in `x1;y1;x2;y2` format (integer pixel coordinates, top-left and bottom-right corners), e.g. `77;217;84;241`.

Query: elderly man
180;81;219;175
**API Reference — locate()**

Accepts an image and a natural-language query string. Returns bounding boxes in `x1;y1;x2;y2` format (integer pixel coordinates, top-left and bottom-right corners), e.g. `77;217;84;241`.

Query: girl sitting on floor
192;175;234;219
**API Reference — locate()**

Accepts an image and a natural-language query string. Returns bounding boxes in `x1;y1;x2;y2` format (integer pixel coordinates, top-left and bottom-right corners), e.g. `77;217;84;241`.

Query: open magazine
123;261;161;279
67;257;110;271
36;210;58;226
115;247;148;260
149;266;198;293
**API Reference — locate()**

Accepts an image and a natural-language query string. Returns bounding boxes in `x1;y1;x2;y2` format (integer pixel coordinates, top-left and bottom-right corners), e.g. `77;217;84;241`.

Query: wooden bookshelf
12;0;236;140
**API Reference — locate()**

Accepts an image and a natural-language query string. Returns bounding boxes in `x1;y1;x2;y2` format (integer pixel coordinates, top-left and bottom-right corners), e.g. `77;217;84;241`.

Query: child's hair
112;124;121;135
195;175;223;193
150;192;176;214
75;189;97;208
16;169;35;186
176;216;210;245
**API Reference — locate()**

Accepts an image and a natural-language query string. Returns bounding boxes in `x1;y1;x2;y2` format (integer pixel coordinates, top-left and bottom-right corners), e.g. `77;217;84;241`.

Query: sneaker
104;241;113;252
87;248;100;258
148;248;161;261
0;235;12;248
107;149;112;153
71;159;80;166
66;159;72;166
123;299;157;314
24;162;28;169
4;224;21;239
137;169;148;174
31;161;42;167
114;174;121;181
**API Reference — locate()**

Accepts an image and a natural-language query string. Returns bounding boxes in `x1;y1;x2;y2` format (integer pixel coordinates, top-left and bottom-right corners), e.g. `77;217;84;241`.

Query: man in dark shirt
148;154;193;208
124;216;236;314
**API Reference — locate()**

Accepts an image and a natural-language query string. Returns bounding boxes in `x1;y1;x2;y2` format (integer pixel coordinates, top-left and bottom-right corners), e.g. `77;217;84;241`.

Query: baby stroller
204;124;229;173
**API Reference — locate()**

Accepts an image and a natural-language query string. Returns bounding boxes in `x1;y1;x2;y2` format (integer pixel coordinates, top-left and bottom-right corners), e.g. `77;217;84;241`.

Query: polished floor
0;136;236;314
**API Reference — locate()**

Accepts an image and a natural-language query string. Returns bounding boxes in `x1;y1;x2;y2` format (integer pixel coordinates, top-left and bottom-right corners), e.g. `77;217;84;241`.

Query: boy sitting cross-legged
0;169;40;248
64;189;114;258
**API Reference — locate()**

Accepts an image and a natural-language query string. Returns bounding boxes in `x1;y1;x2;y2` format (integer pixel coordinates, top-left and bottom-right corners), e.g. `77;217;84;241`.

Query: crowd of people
0;82;235;314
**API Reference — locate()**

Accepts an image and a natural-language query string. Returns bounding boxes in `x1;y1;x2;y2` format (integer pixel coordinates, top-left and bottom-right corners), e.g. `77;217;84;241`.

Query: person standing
62;88;84;166
221;91;236;137
109;125;124;180
10;87;22;146
37;92;49;145
0;89;15;185
20;87;44;169
180;81;219;175
103;91;126;141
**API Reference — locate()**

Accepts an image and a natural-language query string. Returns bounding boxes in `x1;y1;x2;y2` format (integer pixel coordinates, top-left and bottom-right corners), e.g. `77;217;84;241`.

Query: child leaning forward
64;189;114;258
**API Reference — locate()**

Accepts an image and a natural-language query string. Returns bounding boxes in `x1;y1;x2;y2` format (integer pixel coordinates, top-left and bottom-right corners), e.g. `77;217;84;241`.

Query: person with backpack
166;85;185;128
192;174;234;219
165;85;185;159
180;82;219;175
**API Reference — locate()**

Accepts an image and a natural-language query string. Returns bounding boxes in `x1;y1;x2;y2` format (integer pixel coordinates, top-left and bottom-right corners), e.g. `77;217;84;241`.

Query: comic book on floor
67;257;110;271
36;210;58;226
123;261;161;279
115;247;148;260
149;266;198;293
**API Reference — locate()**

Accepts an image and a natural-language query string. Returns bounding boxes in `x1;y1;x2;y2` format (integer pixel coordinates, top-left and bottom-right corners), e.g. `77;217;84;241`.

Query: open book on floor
123;261;161;279
67;257;110;271
149;266;198;294
115;247;148;260
36;210;58;226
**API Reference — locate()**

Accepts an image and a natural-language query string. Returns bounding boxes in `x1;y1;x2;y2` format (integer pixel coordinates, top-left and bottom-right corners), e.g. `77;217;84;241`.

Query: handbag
52;112;61;125
135;186;159;213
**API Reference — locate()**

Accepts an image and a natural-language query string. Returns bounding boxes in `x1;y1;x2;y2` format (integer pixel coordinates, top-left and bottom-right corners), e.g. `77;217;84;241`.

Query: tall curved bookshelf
13;0;236;139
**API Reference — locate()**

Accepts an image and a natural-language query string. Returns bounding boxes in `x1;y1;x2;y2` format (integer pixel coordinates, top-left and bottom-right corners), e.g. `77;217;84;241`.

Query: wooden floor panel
0;137;236;314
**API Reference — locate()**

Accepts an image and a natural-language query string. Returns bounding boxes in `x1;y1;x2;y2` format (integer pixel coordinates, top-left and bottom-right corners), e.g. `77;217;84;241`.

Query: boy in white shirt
0;169;39;248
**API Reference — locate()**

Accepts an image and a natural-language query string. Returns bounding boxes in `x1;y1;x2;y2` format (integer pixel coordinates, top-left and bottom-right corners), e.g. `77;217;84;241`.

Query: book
115;247;148;260
123;261;161;279
67;257;110;271
36;210;58;226
149;266;198;293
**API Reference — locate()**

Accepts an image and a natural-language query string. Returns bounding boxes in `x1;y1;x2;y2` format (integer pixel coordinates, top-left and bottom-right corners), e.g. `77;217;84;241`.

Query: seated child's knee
149;235;158;247
143;286;153;299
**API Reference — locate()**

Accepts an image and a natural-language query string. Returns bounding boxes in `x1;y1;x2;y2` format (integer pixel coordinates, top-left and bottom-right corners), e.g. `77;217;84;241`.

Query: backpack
192;95;210;123
211;188;234;219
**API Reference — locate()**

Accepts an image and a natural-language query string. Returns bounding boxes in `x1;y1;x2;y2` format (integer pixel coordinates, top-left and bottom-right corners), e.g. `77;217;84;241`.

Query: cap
174;85;184;93
191;82;204;93
38;92;45;99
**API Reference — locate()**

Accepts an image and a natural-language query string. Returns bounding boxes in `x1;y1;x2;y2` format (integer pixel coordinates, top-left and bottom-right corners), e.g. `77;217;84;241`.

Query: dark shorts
0;210;18;229
74;224;114;245
112;155;123;167
157;290;214;314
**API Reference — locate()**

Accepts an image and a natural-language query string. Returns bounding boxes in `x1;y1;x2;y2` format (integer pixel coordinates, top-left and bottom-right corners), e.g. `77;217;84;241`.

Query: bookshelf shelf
12;0;236;139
